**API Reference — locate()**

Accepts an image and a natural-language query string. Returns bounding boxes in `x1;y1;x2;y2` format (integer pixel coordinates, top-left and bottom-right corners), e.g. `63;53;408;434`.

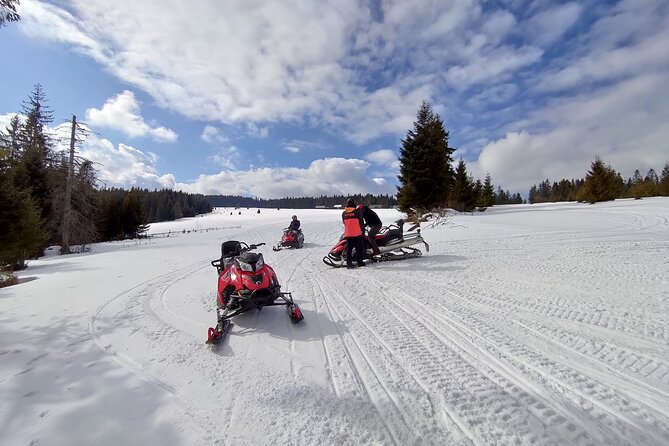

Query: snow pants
346;236;366;267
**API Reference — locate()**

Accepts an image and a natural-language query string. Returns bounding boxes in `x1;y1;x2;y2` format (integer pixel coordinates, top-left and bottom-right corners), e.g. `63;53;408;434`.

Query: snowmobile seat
379;220;404;244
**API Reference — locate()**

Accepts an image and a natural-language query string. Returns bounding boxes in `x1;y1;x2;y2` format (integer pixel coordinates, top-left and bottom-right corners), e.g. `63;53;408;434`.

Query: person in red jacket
342;198;366;268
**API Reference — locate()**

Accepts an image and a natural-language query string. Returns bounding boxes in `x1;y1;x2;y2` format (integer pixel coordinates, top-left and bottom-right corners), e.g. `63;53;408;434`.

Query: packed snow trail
1;199;668;445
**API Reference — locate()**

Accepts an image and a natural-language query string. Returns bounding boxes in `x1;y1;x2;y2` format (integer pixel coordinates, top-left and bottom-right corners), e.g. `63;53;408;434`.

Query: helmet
346;198;355;207
292;215;297;219
356;204;363;210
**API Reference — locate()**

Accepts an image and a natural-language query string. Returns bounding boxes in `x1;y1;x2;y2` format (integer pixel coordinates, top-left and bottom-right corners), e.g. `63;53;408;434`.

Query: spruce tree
397;101;455;212
0;175;44;270
122;189;147;238
577;156;619;203
0;115;21;160
449;159;476;212
659;163;669;196
472;179;483;208
0;0;20;28
481;173;495;207
13;85;56;243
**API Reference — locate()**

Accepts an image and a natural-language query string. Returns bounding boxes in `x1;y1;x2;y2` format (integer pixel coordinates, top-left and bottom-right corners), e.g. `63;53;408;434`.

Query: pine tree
481;173;495;207
0;174;44;270
0;115;21;160
577;156;619;203
472;179;483;208
0;0;20;28
13;85;56;244
397;101;455;212
122;189;147;238
495;186;509;205
659;163;669;196
449;159;476;212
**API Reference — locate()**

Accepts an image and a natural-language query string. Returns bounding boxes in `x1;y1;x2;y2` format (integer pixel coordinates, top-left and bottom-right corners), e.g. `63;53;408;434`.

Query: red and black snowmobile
206;241;304;344
322;219;429;268
272;228;304;251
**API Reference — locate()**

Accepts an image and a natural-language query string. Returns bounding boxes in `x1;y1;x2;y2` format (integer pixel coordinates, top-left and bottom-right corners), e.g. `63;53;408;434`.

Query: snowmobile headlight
255;254;264;269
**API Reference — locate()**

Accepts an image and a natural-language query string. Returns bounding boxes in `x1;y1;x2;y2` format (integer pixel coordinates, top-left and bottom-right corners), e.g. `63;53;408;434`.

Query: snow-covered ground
2;198;668;446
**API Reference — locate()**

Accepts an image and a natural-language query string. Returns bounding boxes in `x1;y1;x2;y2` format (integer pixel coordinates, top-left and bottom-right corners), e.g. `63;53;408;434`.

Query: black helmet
346;198;355;207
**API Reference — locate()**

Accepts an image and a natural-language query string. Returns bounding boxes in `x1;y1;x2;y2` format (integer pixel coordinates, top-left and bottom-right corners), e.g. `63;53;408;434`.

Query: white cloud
51;123;176;189
178;158;394;198
246;123;269;139
0;113;19;130
365;149;397;166
85;91;178;142
15;1;540;143
209;146;241;170
284;146;301;153
444;45;543;90
201;125;229;145
14;0;669;192
525;3;582;46
200;126;241;169
471;73;669;194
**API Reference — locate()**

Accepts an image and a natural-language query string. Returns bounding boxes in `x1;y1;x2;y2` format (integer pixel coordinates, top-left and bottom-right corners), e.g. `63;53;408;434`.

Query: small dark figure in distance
357;204;382;256
342;198;365;268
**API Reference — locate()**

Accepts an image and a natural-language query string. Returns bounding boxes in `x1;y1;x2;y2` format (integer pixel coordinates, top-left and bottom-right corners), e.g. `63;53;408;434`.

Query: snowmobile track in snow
390;273;669;445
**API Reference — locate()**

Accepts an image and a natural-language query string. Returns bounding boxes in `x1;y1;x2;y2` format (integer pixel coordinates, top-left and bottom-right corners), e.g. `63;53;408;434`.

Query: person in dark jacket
342;198;365;268
288;215;300;232
357;204;382;255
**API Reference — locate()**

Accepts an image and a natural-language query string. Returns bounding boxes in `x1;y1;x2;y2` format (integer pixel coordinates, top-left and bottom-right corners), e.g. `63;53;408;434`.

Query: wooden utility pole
61;114;76;254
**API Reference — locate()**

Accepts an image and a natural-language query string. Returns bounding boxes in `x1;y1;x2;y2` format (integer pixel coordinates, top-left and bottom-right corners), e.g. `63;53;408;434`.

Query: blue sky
1;0;668;198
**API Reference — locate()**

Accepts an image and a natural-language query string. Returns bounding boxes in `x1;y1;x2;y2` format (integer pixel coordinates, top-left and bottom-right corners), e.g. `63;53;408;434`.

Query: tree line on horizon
529;158;669;204
205;193;397;209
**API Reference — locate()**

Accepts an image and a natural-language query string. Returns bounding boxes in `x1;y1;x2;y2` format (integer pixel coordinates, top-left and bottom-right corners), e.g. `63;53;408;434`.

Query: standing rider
357;204;382;256
342;198;366;268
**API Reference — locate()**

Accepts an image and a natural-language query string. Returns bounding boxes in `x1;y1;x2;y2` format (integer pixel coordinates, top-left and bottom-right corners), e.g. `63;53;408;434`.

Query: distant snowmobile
207;241;304;344
272;228;304;251
323;219;429;268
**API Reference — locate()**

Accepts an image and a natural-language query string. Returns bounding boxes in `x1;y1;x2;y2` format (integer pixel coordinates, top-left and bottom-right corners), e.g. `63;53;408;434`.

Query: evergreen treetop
397;100;455;212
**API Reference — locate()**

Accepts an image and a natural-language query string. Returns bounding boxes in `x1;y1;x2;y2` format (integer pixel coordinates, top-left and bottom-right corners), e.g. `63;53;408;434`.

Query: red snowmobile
272;228;304;251
322;219;429;268
207;241;304;344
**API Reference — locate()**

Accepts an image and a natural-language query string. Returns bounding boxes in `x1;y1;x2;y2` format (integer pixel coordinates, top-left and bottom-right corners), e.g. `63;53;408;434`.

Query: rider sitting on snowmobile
357;204;382;256
288;215;300;232
342;198;366;268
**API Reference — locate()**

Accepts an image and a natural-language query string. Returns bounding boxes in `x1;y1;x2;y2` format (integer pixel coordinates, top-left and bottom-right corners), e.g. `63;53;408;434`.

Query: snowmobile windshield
235;252;264;272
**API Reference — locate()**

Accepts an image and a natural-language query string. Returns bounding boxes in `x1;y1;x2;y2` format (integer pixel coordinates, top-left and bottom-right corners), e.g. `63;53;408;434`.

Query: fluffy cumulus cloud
364;149;400;180
51;123;176;190
365;149;397;166
472;73;669;194
85;91;177;142
178;158;395;198
0;113;19;130
15;0;669;194
50;121;390;196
